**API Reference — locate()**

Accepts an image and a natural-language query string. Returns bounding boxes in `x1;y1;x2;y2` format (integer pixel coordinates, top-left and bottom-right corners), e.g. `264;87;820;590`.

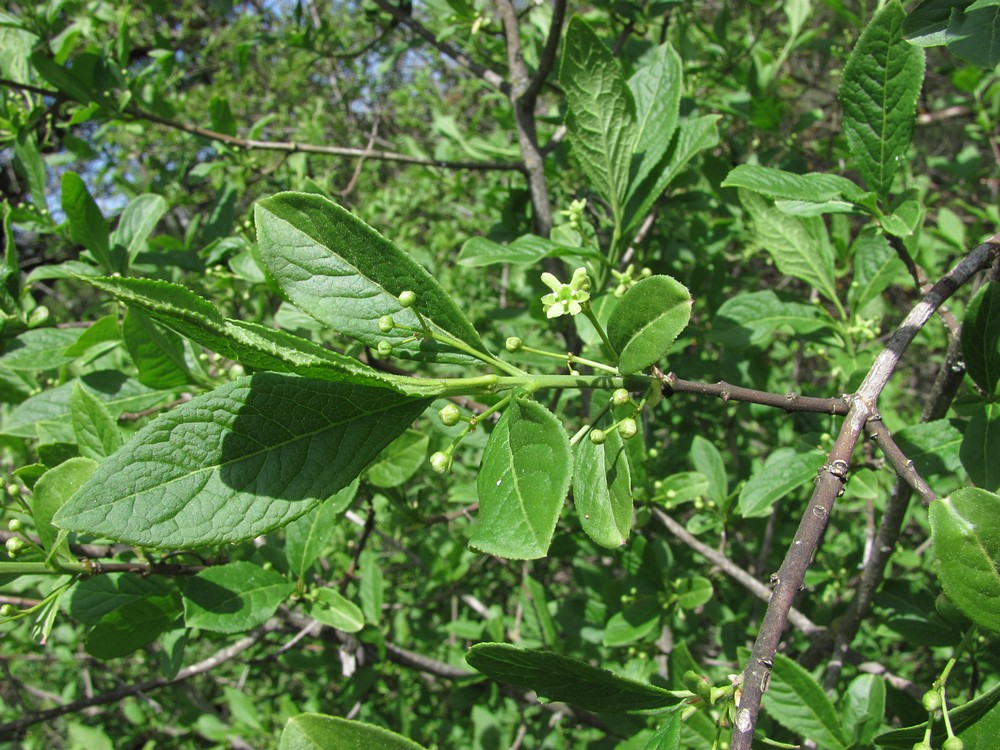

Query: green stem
412;325;528;377
582;304;618;366
0;561;84;575
389;373;650;399
517;343;618;374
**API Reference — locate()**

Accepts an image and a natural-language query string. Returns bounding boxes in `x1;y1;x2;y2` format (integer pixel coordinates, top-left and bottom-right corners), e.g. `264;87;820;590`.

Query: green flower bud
0;604;13;618
5;537;24;554
943;737;964;750
378;315;395;333
589;429;606;445
438;404;462;426
7;519;22;533
922;690;942;712
912;743;933;750
398;290;416;308
611;388;631;406
377;340;393;357
618;418;638;440
505;336;522;352
429;451;452;474
647;448;658;459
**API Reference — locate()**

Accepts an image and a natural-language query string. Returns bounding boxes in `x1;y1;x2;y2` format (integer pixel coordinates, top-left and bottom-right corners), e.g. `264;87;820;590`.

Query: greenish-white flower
540;267;591;319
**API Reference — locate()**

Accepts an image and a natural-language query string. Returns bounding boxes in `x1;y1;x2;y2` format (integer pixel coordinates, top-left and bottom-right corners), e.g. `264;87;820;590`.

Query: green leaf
359;548;383;625
54;374;430;548
112;193;167;264
930;488;1000;632
255;192;487;364
466;643;682;713
713;290;833;348
946;5;1000;68
559;18;637;224
625;42;682;208
839;0;925;200
960;403;1000;491
307;588;365;633
66;574;175;625
81;276;401;392
457;235;598;267
574;412;633;549
722;165;865;204
623;115;720;235
689;436;727;507
738;449;824;518
70;382;123;459
875;682;1000;748
895;419;964;477
603;598;662;647
608;275;692;374
32;457;97;557
184;562;294;633
850;227;907;312
763;652;849;750
470;396;572;559
365;429;428;488
0;327;81;371
12;133;47;211
675;576;713;610
61;172;116;272
86;595;180;659
122;310;191;389
841;674;886;747
279;714;428;750
962;281;1000;396
285;479;359;580
739;190;839;306
643;713;682;750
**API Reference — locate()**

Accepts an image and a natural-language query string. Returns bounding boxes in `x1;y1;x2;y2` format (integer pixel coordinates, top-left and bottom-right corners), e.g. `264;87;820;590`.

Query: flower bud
438;404;461;426
0;604;13;618
5;537;24;554
398;290;416;308
429;451;452;474
922;690;942;712
943;737;964;750
611;388;631;406
618;418;638;440
378;315;394;333
7;519;22;533
589;429;606;445
376;340;393;357
505;337;522;352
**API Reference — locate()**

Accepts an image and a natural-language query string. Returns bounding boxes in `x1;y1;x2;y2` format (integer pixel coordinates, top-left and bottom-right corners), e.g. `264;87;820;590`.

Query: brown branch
651;508;821;636
655;370;850;415
730;233;1000;750
370;0;509;94
0;622;277;740
496;0;554;236
864;419;936;504
522;0;567;104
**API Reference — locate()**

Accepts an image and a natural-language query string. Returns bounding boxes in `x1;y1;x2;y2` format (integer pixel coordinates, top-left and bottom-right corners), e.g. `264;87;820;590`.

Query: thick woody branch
730;234;1000;750
523;0;567;105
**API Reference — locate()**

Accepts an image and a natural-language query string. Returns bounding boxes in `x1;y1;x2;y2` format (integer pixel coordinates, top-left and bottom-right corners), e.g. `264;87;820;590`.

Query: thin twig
656;371;850;415
730;234;1000;750
864;420;936;504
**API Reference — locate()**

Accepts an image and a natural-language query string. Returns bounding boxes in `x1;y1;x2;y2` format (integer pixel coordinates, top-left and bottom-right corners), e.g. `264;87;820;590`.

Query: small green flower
540;267;591;319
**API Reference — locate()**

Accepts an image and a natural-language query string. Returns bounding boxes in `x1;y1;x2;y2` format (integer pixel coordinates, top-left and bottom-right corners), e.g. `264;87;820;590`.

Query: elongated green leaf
67;574;175;625
560;18;637;223
466;643;682;713
62;172;116;272
841;674;886;747
624;115;720;235
54;374;430;548
603;598;661;647
763;652;849;750
930;488;1000;632
81;276;402;392
608;275;692;374
0;327;81;370
714;290;832;348
626;43;682;205
722;165;865;204
738;449;824;518
676;576;713;609
122;309;191;389
644;713;682;750
2;371;169;438
850;227;907;312
86;595;180;659
839;0;925;200
962;281;1000;396
470;397;572;559
308;588;365;633
255;192;486;364
457;235;597;267
280;714;428;750
365;429;428;488
32;457;97;557
70;382;123;459
184;562;294;633
960;403;1000;491
112;193;167;263
359;548;383;625
690;436;727;507
895;419;964;477
946;4;1000;68
285;479;359;579
875;682;1000;748
740;190;839;305
574;413;632;549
